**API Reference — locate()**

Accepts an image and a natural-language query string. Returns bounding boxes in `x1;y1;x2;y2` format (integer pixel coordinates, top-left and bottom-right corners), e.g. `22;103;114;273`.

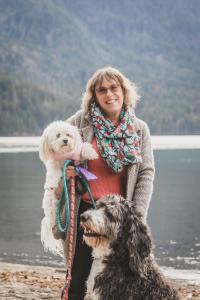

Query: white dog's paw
81;143;98;160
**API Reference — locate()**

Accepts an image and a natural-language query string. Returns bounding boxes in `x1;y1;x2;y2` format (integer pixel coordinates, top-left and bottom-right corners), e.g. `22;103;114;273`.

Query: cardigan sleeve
66;109;85;128
132;122;155;222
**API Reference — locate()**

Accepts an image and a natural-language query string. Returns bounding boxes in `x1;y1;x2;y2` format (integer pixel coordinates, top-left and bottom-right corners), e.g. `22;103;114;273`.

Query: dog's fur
80;195;181;300
39;120;98;255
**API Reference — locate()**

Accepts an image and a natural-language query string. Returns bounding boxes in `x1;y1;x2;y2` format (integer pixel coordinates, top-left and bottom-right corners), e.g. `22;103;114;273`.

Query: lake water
0;150;199;270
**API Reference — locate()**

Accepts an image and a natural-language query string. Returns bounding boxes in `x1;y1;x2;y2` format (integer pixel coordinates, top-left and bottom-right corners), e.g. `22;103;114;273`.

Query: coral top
82;137;128;202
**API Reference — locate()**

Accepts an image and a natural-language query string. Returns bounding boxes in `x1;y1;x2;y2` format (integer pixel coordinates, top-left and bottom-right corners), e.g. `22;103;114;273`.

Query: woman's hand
66;166;77;179
55;179;63;199
54;166;77;199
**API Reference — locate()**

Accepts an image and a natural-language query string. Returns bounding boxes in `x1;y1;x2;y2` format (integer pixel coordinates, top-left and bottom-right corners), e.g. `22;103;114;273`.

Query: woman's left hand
66;166;77;179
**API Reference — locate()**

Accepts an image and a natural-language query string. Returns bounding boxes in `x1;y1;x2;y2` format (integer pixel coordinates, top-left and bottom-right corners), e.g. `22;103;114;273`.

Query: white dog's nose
63;139;68;144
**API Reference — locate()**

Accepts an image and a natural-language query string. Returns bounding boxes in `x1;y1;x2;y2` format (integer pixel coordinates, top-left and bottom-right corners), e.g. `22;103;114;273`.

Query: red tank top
82;137;127;202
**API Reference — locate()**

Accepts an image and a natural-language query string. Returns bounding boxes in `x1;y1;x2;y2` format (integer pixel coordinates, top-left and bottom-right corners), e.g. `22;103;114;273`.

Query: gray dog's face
81;195;152;274
80;195;127;249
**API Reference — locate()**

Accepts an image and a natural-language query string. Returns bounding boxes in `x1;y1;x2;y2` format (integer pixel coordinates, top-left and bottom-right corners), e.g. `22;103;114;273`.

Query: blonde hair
81;66;140;112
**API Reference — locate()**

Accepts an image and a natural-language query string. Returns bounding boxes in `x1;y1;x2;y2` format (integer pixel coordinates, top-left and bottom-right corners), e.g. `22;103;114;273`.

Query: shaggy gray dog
80;195;181;300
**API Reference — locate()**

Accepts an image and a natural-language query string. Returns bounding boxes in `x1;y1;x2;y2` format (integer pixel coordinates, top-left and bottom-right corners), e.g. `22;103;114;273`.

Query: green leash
56;160;96;234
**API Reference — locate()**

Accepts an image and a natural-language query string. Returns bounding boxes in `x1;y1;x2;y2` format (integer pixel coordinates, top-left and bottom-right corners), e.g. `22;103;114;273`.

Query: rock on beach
0;262;200;299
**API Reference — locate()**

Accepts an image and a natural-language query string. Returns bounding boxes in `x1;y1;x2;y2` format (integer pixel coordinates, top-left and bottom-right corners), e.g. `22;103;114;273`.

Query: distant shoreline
0;135;200;152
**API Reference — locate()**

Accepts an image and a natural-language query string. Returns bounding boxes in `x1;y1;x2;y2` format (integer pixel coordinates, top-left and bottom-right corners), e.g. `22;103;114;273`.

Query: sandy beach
0;262;200;300
0;262;65;300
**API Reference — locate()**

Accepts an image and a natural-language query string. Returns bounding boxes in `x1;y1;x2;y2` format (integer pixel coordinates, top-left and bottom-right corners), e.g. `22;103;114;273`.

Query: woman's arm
132;122;155;222
66;109;85;127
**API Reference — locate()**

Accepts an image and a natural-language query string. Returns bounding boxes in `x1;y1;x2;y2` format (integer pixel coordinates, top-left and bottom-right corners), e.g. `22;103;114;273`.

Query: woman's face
94;78;124;121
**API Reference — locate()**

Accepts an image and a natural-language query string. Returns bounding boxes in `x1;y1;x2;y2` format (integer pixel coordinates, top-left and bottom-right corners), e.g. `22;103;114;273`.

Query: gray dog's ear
127;215;152;276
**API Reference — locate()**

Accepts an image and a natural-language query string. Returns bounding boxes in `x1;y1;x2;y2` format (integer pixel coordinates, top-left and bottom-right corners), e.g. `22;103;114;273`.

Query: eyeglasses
95;84;121;95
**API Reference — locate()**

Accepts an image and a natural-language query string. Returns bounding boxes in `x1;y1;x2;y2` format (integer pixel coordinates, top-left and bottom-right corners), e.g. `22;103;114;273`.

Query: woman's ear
39;133;52;163
126;215;152;276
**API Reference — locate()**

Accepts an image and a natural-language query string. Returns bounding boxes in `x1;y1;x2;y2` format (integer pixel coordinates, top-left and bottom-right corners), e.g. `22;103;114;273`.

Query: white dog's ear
39;133;53;163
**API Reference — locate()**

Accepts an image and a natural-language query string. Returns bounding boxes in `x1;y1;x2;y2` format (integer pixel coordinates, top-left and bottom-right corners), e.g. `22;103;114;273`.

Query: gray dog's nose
63;139;68;144
80;214;89;222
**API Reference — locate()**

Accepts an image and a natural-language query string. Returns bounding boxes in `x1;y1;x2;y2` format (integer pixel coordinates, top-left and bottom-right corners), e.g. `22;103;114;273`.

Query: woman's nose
106;88;113;96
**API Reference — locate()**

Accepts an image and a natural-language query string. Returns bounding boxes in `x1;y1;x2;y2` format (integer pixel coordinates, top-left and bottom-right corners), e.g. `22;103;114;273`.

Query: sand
0;262;200;299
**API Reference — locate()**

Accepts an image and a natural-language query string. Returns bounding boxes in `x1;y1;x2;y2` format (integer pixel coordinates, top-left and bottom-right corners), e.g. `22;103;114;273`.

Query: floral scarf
90;102;142;172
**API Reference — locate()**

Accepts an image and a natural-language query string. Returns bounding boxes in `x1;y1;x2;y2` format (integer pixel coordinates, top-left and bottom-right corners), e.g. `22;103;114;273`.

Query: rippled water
0;150;199;270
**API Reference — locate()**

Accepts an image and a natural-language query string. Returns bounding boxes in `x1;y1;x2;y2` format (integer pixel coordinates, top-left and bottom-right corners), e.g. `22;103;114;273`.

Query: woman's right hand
55;166;77;199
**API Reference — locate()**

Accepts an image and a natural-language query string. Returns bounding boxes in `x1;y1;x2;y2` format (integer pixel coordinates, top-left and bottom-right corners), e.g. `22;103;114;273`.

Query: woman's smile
95;78;124;121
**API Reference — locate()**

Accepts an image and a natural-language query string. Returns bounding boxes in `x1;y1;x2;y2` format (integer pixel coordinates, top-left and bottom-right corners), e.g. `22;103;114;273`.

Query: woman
56;67;155;300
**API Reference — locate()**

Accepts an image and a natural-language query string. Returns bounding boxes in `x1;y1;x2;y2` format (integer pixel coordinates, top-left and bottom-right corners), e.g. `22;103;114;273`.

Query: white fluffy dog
39;120;98;256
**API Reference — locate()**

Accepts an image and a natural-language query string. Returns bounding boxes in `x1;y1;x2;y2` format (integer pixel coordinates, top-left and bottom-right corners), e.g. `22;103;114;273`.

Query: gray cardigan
61;109;155;267
67;109;155;221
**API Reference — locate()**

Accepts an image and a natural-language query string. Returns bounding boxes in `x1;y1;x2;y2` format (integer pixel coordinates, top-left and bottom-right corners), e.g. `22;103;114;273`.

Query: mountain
0;0;199;135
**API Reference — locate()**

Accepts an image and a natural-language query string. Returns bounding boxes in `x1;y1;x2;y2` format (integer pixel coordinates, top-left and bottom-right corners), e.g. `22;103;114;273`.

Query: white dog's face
48;127;75;154
39;121;81;162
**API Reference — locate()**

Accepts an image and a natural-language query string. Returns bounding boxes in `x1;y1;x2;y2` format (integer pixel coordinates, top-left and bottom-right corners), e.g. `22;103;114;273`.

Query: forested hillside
0;75;72;135
0;0;199;135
